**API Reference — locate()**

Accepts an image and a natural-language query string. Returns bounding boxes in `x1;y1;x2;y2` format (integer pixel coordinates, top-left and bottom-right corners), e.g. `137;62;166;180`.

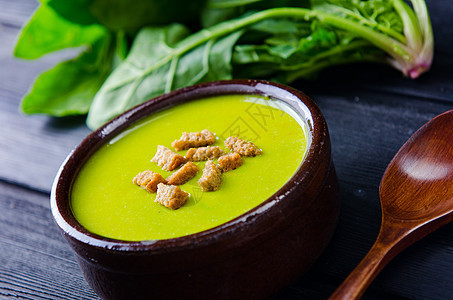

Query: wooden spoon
329;109;453;300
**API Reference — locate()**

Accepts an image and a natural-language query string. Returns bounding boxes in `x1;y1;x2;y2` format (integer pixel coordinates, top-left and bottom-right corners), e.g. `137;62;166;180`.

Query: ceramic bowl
51;79;340;299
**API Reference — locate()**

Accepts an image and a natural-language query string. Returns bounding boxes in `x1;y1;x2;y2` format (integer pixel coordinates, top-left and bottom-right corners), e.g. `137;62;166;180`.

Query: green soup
71;94;309;241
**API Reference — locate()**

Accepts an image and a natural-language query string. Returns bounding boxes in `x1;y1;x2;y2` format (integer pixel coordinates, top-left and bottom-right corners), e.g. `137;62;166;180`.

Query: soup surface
71;94;309;241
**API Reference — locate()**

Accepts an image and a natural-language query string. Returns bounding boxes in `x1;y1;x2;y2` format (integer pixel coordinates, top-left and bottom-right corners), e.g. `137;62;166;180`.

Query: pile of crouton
133;129;262;210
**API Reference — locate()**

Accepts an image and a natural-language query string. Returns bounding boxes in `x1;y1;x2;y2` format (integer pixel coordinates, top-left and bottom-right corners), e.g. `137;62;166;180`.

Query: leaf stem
311;9;411;63
165;57;179;92
109;4;431;93
390;0;433;77
392;0;422;52
277;40;375;71
323;5;406;44
410;0;433;65
140;7;412;79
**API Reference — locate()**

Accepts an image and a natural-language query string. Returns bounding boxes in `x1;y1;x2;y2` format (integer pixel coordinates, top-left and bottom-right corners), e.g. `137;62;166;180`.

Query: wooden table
1;1;452;299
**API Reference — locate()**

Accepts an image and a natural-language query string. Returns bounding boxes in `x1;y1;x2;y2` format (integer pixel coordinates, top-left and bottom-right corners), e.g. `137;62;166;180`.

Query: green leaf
45;0;206;32
199;30;243;82
14;3;106;59
250;18;307;35
15;0;434;129
312;0;405;42
47;0;98;25
21;33;114;116
233;12;390;81
89;0;206;33
235;20;339;64
115;31;129;61
87;24;242;129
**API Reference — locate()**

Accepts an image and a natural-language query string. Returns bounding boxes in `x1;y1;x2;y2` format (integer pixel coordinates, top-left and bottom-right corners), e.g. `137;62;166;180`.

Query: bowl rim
50;79;328;253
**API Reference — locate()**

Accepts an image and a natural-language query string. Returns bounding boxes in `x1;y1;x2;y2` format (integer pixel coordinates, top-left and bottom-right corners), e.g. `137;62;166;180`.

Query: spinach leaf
312;0;405;42
87;24;242;129
89;0;206;33
46;0;206;33
47;0;98;26
21;33;114;116
88;1;434;128
233;18;384;81
14;3;106;59
14;0;434;129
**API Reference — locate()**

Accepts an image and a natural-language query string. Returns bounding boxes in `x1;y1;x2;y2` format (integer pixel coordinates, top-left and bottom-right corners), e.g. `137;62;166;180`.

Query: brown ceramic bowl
51;79;340;299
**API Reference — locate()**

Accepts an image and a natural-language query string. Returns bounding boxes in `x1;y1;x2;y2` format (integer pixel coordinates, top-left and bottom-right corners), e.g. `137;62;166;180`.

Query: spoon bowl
330;109;453;300
381;114;453;220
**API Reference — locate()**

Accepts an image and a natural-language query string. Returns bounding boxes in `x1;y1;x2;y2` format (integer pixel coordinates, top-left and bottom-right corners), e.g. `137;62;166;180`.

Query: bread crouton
166;162;199;185
155;183;189;210
172;129;216;151
185;146;224;161
133;170;167;193
218;152;243;172
151;145;186;171
224;136;262;157
198;160;222;191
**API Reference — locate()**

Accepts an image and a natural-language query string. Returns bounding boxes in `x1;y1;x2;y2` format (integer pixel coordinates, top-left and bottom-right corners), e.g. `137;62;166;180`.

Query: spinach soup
71;94;309;241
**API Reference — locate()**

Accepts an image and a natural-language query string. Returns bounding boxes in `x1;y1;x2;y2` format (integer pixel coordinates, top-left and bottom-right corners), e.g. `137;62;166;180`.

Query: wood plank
0;0;38;28
0;181;98;299
1;1;453;299
0;97;90;193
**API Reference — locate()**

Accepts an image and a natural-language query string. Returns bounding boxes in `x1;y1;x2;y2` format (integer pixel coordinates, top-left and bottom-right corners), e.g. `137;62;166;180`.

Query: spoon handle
328;219;409;300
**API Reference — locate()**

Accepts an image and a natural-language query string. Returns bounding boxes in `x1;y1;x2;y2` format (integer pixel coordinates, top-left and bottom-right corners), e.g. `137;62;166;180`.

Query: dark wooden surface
1;1;452;299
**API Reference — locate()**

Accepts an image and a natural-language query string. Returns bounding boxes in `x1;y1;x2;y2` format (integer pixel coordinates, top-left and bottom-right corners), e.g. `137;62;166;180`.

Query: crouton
185;146;224;161
133;170;167;193
166;162;199;185
224;136;262;157
172;129;216;151
151;145;186;171
155;183;189;210
198;160;222;191
218;152;243;172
